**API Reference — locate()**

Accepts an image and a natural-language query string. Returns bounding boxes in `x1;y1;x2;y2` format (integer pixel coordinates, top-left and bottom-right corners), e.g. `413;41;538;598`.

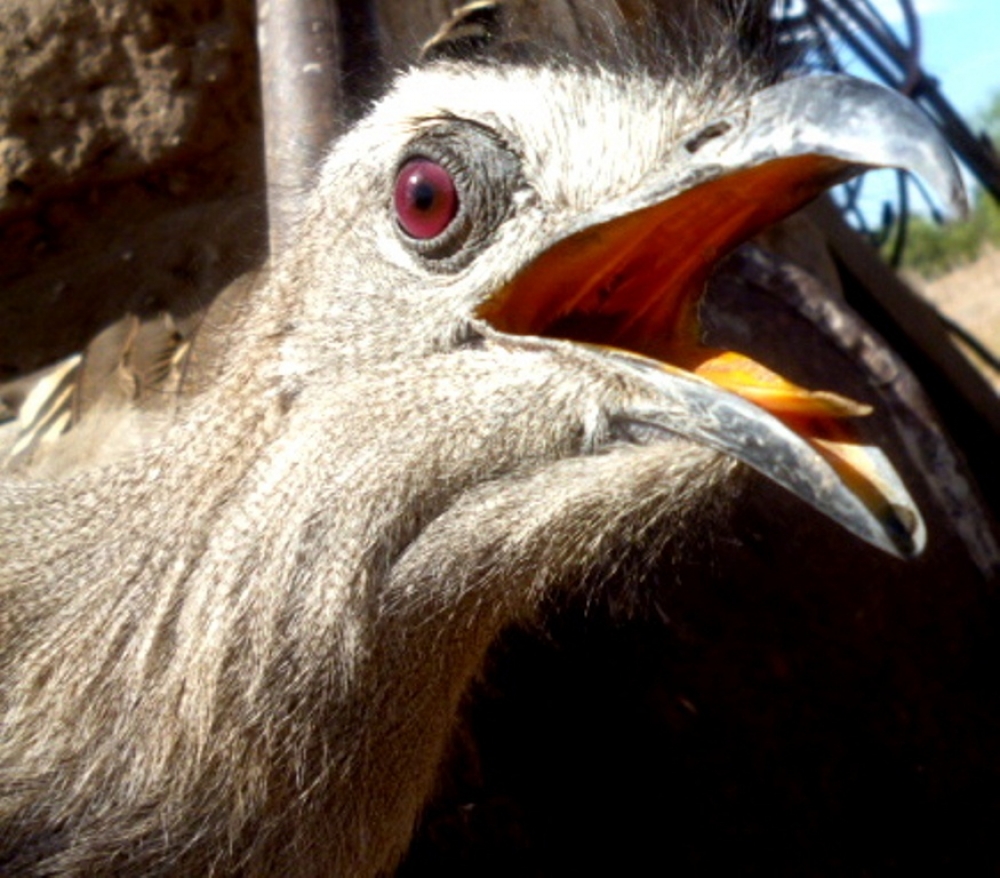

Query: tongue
685;348;873;419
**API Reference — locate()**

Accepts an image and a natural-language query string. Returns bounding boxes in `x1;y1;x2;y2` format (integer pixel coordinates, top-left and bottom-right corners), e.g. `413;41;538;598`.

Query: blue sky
829;0;999;217
867;0;1000;121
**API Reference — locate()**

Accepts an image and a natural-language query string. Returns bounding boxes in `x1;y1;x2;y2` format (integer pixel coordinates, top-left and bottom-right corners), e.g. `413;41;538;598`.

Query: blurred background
789;0;1000;385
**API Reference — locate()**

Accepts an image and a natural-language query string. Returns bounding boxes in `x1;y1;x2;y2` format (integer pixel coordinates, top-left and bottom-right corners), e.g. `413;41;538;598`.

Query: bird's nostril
683;120;733;154
394;157;460;239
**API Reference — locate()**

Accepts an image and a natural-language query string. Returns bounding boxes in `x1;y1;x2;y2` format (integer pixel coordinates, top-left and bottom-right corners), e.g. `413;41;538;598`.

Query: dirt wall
0;0;264;377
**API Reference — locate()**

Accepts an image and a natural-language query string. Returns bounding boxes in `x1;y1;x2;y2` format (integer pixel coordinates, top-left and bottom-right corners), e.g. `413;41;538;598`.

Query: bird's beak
479;76;966;559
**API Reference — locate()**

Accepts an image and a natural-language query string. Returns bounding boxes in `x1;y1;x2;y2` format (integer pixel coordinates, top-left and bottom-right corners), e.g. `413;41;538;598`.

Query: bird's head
0;12;979;876
270;49;964;563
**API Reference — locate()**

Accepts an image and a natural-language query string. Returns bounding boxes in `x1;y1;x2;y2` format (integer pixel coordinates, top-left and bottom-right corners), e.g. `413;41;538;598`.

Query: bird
0;3;979;876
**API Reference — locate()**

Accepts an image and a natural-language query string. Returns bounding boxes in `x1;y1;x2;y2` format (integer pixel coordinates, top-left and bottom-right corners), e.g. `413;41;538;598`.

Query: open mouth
479;153;863;403
479;153;877;487
476;75;966;558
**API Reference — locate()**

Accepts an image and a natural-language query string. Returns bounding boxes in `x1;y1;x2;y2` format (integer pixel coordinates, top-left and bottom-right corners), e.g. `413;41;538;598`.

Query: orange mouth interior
477;153;885;494
479;155;863;410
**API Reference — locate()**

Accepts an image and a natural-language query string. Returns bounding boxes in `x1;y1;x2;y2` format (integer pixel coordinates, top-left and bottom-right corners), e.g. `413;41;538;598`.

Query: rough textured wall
0;0;264;378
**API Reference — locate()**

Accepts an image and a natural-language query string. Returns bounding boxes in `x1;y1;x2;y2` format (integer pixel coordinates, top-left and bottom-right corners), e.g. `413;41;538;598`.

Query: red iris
394;158;459;240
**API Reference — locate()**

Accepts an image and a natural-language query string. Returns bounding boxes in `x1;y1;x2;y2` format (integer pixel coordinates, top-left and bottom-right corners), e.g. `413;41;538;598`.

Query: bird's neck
0;353;577;875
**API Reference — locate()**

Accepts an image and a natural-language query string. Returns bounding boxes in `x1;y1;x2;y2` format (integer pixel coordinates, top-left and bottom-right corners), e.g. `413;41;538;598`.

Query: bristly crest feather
419;0;796;94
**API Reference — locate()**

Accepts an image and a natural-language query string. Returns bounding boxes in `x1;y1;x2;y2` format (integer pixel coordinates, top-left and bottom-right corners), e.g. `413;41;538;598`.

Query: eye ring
391;123;524;270
393;157;459;240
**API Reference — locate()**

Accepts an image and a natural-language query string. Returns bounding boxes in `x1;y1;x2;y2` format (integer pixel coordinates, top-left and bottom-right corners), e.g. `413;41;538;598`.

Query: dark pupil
412;180;437;212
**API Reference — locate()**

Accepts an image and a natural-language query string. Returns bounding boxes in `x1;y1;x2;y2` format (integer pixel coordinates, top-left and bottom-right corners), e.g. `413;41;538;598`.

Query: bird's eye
393;158;459;240
391;127;521;268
